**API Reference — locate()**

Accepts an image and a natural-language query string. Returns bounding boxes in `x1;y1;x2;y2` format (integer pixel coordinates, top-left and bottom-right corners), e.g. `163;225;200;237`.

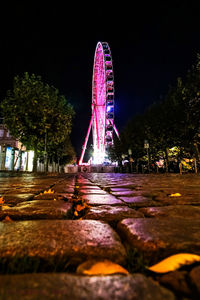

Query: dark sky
0;1;200;159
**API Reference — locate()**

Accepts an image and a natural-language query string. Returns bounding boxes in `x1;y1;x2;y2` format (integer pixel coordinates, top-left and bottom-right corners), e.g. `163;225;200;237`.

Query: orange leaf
76;204;85;212
3;216;13;223
77;260;129;276
0;197;5;204
44;189;54;194
148;253;200;273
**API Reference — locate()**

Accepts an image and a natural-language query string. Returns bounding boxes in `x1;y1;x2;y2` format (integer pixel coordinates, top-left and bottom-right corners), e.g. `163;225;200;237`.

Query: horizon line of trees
109;53;200;172
0;72;75;172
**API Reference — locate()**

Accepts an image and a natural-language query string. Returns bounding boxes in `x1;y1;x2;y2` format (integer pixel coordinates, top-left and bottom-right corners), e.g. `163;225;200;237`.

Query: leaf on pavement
77;260;129;275
2;205;10;210
148;253;200;273
169;193;181;197
0;197;5;204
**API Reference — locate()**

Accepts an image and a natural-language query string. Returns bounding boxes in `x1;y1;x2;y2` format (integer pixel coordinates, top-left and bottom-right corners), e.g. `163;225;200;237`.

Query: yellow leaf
76;260;129;275
2;205;10;210
74;211;78;216
76;204;85;212
170;193;181;197
44;189;54;194
75;185;80;188
148;253;200;273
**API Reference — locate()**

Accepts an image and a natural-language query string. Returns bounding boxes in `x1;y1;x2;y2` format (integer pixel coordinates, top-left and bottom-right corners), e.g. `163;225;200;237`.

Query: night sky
0;1;200;159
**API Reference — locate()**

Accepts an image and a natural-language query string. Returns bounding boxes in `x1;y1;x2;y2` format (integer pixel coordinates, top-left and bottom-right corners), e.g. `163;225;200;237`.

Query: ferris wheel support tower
79;42;119;165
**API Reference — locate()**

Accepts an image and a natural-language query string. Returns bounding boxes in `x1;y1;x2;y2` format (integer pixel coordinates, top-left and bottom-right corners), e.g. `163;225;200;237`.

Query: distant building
0;120;30;171
0;123;25;150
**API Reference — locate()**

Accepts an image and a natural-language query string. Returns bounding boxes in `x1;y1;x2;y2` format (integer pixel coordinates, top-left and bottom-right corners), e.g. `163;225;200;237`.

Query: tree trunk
193;143;200;162
33;144;38;172
165;148;169;173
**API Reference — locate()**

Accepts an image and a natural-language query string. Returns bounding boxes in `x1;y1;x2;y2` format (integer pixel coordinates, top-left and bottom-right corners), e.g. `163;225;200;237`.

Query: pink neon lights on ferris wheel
79;41;117;165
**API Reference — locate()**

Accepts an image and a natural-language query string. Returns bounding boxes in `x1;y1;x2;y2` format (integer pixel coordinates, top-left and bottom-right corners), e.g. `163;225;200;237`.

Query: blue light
107;106;114;113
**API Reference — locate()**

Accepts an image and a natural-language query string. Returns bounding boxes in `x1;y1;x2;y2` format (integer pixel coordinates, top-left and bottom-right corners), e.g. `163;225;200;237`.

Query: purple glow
79;42;119;165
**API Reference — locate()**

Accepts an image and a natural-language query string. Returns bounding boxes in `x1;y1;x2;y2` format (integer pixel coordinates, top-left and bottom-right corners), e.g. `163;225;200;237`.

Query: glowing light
27;150;34;172
79;42;119;165
107;106;114;113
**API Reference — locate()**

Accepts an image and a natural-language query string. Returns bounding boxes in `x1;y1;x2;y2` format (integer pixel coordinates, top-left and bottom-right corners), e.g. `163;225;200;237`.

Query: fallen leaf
2;216;13;223
0;197;5;204
77;260;129;275
76;204;85;212
44;189;54;194
74;211;78;216
170;193;181;197
148;253;200;273
2;205;10;210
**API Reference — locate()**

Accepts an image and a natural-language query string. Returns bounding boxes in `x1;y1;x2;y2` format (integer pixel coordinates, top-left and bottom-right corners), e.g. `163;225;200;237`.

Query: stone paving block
81;194;125;206
4;188;45;194
51;185;75;193
33;193;63;200
155;194;200;205
189;265;200;295
0;220;126;271
79;189;108;195
117;218;200;264
0;273;175;300
118;196;162;208
157;270;192;296
0;200;73;220
2;194;35;205
111;190;139;197
77;178;93;185
83;205;144;226
110;188;134;192
78;185;102;189
138;205;200;218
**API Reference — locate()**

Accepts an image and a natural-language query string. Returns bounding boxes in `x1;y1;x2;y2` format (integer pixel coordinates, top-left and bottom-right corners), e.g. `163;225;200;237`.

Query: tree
1;72;75;171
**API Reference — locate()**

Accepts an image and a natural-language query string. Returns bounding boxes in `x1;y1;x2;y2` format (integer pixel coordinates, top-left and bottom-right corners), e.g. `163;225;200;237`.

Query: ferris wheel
79;41;119;165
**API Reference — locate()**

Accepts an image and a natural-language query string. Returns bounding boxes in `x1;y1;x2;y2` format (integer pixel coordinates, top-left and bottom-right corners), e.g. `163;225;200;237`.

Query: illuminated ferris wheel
79;41;119;165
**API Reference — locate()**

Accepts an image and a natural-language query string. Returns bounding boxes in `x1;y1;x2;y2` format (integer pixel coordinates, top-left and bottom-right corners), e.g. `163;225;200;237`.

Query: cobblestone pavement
1;172;200;299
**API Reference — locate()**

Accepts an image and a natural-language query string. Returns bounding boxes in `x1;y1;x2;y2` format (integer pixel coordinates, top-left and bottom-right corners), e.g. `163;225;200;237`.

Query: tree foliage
110;53;200;167
1;72;75;170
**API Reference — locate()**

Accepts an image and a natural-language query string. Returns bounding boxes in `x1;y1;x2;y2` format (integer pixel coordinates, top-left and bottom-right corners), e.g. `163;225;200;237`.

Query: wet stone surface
139;205;200;218
83;205;144;226
82;194;125;206
3;172;200;298
117;217;200;263
111;190;140;197
118;196;161;208
0;273;175;300
0;219;126;270
79;189;108;195
0;200;73;220
2;194;35;205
